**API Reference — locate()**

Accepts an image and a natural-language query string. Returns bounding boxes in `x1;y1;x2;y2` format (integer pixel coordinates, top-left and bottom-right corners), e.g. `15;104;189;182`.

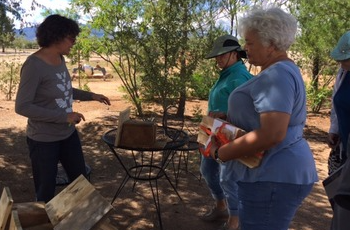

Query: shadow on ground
0;113;333;230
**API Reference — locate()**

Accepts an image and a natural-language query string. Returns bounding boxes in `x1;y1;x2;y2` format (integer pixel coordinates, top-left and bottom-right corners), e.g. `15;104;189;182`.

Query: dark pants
27;130;87;202
331;135;350;230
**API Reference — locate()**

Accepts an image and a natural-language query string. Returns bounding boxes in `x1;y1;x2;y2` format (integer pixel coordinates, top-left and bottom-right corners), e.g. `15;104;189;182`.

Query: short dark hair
36;14;80;47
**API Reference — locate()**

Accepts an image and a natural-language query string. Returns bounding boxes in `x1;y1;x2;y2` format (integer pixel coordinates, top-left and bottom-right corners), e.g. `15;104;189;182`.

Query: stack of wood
0;175;116;230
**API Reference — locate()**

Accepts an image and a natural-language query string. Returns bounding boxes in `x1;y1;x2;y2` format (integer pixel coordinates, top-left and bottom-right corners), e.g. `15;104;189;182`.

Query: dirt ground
0;78;333;230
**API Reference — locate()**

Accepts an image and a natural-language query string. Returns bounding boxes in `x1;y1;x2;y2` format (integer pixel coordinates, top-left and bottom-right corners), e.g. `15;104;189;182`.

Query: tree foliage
3;0;348;114
70;0;146;116
1;0;44;27
68;0;253;117
288;0;350;112
0;3;15;52
10;35;37;50
1;0;45;52
0;59;20;100
139;0;212;115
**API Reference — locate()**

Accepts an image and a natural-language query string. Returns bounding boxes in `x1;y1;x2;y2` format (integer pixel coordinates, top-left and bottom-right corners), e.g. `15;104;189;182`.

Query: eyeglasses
66;36;77;44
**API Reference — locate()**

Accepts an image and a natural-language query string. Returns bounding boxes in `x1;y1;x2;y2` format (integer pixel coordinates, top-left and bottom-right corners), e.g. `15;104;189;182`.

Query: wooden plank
8;210;22;230
25;223;54;230
52;190;112;230
45;175;95;225
12;202;49;228
119;120;157;148
115;107;131;146
0;187;14;230
45;175;113;230
92;216;118;230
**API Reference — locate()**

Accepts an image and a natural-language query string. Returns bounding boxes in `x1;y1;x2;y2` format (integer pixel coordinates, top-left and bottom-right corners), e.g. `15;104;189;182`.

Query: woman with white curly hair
208;7;318;230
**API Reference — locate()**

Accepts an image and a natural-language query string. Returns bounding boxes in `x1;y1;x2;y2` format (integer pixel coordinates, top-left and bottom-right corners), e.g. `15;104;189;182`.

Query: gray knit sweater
15;55;94;142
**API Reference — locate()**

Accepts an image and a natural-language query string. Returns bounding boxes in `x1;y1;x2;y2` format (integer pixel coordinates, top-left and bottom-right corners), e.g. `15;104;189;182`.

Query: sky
13;0;70;28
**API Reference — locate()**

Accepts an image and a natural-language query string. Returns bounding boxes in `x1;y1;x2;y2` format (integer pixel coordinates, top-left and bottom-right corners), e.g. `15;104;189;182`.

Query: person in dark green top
200;35;253;230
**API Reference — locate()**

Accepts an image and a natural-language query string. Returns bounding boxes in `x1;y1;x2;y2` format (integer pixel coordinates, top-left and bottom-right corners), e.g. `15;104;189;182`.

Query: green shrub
188;72;215;100
191;104;203;123
0;60;21;100
306;83;332;113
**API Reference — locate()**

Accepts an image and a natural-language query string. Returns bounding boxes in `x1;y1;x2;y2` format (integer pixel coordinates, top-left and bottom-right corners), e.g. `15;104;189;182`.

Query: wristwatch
214;148;225;164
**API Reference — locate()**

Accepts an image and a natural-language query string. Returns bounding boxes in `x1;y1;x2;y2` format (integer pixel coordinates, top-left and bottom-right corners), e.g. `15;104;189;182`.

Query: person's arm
92;93;110;105
210;111;289;161
327;68;344;148
73;88;111;105
66;89;110;125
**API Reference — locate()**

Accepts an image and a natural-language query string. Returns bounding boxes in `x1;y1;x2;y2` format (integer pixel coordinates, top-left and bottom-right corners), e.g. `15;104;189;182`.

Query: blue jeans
27;130;87;202
238;181;314;230
201;156;239;215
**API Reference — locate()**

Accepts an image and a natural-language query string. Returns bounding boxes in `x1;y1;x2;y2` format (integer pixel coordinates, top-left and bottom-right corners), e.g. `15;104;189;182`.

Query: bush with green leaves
11;36;39;50
191;104;203;123
188;73;211;100
188;61;218;100
0;60;21;100
306;83;332;113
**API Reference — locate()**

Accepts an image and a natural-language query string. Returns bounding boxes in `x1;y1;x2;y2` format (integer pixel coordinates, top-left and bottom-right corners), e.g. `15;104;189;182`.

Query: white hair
238;7;297;51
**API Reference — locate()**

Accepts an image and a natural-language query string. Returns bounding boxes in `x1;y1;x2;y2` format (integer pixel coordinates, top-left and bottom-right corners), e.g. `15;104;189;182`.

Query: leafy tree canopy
1;0;44;27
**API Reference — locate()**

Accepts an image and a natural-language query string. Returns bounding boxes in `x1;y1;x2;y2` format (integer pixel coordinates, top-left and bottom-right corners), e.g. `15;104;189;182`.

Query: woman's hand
67;112;85;125
92;93;111;105
327;133;340;149
209;135;220;159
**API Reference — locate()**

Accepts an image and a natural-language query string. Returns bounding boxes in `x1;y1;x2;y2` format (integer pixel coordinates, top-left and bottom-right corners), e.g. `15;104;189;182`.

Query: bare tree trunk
311;56;320;90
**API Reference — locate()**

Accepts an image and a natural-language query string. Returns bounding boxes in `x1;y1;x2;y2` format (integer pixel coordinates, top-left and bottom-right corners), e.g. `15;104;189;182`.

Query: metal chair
173;140;202;187
162;105;202;187
162;105;184;141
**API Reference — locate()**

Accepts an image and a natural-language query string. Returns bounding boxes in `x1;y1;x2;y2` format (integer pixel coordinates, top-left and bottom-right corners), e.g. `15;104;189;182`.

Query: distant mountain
15;27;37;41
15;27;104;41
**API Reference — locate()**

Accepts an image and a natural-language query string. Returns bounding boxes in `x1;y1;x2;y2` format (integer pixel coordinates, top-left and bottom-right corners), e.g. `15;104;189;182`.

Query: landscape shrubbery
0;59;21;100
0;51;334;115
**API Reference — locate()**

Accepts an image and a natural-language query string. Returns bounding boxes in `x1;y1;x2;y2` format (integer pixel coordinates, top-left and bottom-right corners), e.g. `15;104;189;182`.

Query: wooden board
12;202;49;228
45;175;113;230
25;223;54;230
93;216;118;230
9;211;22;230
197;116;263;168
119;120;157;148
0;187;13;230
114;107;131;146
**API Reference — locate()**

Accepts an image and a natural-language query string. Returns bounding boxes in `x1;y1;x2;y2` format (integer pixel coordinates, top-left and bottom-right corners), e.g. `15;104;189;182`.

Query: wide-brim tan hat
331;31;350;61
205;35;247;59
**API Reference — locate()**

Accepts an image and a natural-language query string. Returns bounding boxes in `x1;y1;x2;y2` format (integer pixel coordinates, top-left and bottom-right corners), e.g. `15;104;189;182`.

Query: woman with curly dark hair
15;14;111;202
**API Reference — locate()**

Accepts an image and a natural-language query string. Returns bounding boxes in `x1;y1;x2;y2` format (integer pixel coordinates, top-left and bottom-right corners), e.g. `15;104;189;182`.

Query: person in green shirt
200;35;253;230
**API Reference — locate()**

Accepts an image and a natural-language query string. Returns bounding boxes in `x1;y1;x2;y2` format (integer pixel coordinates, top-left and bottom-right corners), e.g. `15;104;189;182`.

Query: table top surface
102;126;188;151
